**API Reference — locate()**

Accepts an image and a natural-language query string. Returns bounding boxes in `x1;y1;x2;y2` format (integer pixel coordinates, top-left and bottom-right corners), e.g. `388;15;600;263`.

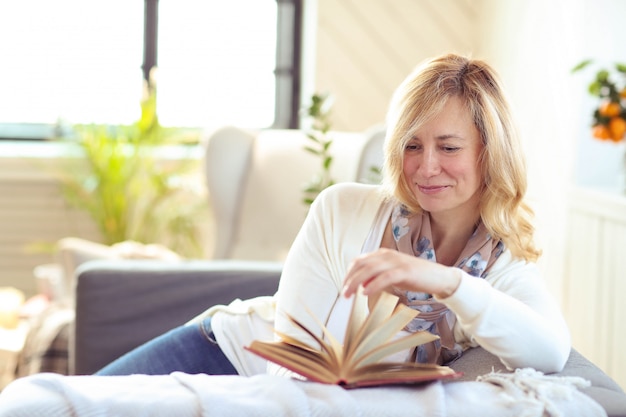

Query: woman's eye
442;146;460;152
405;144;420;151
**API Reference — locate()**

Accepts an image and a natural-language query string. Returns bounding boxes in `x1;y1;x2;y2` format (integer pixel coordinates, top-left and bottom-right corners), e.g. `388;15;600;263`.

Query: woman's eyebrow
409;133;466;141
436;134;465;140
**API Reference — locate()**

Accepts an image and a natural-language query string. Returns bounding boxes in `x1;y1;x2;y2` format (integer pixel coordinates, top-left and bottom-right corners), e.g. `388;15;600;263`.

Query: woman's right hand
342;248;462;300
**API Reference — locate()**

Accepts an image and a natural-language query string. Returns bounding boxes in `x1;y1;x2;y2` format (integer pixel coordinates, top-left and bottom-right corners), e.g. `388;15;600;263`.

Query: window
0;0;301;140
158;0;276;128
0;1;144;137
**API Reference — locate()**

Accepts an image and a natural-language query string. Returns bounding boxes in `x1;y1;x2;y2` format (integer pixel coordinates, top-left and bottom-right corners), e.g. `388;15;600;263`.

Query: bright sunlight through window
0;0;277;129
158;0;277;128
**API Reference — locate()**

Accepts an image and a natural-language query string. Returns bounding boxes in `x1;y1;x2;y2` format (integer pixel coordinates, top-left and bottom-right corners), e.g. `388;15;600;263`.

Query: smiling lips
418;185;449;194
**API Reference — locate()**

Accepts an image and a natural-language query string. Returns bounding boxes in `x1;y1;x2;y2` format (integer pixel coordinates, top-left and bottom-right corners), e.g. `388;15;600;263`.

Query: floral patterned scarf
390;204;505;365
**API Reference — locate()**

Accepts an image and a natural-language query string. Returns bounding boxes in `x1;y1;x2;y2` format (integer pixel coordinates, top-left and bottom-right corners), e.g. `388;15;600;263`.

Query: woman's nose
418;149;441;177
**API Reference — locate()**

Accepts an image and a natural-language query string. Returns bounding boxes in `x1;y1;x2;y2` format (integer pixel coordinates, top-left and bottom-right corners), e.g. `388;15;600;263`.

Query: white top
204;182;571;376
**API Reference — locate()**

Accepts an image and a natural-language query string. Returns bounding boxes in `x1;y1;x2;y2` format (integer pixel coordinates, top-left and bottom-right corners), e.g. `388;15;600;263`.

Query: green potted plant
301;92;336;206
300;93;383;206
56;84;206;258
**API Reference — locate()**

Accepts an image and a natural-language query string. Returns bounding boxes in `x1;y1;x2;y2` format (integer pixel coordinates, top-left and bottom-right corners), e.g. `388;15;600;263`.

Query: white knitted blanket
0;369;606;417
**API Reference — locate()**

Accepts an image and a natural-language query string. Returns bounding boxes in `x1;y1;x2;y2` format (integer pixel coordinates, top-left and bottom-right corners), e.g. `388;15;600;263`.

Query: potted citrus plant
572;60;626;142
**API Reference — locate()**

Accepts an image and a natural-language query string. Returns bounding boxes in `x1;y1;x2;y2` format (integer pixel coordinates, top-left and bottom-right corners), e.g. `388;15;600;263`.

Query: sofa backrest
204;126;385;261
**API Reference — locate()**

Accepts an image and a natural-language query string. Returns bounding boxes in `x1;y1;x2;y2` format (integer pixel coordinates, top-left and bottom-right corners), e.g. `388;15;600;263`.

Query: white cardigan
208;183;571;376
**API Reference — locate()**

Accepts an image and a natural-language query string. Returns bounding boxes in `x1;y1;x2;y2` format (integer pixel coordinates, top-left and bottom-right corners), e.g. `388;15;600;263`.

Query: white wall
311;0;481;131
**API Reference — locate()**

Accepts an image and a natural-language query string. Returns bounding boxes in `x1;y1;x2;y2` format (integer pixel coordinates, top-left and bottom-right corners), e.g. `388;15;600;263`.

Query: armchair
204;125;385;260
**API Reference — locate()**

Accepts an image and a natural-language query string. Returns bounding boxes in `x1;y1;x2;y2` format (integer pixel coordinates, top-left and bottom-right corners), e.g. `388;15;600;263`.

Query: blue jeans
95;317;238;376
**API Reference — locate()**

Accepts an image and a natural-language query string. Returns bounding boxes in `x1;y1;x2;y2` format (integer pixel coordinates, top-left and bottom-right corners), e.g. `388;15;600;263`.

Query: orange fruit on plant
592;124;612;140
620;88;626;99
609;117;626;142
599;101;621;117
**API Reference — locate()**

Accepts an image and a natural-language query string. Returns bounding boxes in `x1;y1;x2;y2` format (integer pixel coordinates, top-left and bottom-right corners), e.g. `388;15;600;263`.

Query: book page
324;294;355;345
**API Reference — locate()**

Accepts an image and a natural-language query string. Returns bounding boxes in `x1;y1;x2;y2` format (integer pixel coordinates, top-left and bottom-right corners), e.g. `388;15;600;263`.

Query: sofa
70;259;626;416
20;126;626;416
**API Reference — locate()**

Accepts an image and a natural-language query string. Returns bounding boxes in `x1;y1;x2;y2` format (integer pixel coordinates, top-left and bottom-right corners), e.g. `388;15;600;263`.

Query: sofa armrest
451;347;626;417
70;259;282;375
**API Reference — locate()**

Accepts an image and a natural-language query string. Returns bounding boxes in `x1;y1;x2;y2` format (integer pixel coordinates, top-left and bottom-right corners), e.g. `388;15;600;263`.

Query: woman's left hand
342;248;462;299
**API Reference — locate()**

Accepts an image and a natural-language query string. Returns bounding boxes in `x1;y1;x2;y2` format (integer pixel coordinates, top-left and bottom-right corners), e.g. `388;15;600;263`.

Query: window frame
273;0;302;129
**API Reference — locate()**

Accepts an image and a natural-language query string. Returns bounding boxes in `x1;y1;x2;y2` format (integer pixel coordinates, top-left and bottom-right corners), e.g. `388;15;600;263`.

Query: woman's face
402;96;483;221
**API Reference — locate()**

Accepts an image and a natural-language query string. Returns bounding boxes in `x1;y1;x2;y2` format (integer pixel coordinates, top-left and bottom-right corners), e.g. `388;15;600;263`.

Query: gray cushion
71;260;282;375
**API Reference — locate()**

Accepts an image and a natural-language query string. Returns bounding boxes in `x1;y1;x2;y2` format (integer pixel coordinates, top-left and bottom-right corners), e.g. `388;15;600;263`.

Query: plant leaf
596;69;609;83
588;81;602;96
304;146;321;156
571;59;592;73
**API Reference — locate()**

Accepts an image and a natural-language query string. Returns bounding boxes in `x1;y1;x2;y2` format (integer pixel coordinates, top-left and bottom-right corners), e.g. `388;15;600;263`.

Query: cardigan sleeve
272;183;383;350
437;251;571;373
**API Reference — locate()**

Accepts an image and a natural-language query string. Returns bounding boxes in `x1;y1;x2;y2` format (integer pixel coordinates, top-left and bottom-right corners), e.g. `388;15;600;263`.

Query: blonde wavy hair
382;53;541;262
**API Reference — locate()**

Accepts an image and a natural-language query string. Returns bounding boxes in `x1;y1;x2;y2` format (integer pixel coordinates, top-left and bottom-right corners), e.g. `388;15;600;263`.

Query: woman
97;53;571;377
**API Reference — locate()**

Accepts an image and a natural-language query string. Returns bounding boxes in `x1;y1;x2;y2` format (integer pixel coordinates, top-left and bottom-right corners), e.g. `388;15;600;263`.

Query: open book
245;289;461;388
